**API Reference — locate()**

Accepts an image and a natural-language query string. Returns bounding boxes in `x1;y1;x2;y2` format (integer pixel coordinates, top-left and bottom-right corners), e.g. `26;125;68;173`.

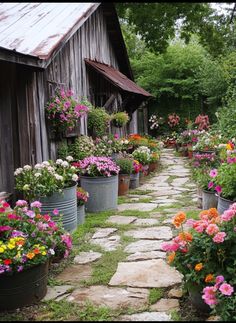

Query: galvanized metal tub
0;261;49;311
77;204;86;225
202;189;218;210
129;172;140;189
217;195;234;215
80;175;118;213
39;182;77;232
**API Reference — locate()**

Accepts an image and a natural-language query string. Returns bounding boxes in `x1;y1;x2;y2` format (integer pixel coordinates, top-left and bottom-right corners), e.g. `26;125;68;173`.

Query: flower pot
139;171;145;184
129;172;140;189
0;261;49;311
217;195;234;215
197;187;203;209
118;174;130;196
39;182;77;232
80;175;118;213
149;162;158;173
77;204;86;225
187;283;211;314
202;190;218;209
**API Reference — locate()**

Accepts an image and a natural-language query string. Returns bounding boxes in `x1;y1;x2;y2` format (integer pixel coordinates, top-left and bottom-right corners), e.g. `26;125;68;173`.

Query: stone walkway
45;148;201;321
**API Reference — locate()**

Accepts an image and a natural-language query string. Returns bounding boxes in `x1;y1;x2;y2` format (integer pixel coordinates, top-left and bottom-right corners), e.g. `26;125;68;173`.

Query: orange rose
205;274;214;283
173;212;186;228
33;248;40;254
167;252;176;264
16;239;25;246
179;231;193;242
26;252;35;259
194;263;203;271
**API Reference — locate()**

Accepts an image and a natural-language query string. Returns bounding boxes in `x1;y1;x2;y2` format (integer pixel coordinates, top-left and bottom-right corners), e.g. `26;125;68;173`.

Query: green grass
148;288;164;305
85;248;127;286
129;189;153;195
170;309;181;321
138;197;153;203
119;209;151;218
185;209;199;220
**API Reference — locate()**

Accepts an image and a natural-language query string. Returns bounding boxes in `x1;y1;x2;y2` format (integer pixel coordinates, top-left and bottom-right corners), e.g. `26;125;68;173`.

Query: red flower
3;259;12;265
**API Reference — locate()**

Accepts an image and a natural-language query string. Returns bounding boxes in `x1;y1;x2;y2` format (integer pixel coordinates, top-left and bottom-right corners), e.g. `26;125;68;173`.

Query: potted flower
76;187;89;225
210;161;236;214
70;135;95;161
132;146;151;176
45;89;89;137
111;111;129;128
75;156;120;212
194;114;210;131
14;156;79;232
161;205;236;315
116;157;133;196
130;160;142;189
0;199;72;310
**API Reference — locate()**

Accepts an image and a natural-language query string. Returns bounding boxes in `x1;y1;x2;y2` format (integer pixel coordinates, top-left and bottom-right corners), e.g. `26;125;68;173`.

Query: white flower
54;174;63;181
34;163;42;169
71;166;76;171
72;174;78;181
47;166;55;173
49;249;55;255
42;161;50;166
14;168;23;176
35;172;41;177
56;159;63;165
23;184;30;190
23;165;32;171
66;156;73;162
61;161;69;167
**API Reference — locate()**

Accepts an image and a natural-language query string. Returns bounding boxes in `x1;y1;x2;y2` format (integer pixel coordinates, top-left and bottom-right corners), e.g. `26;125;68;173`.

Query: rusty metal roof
0;2;99;60
85;59;153;97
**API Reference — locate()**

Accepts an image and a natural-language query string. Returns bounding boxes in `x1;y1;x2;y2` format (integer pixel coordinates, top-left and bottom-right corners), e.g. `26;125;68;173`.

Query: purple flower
11;230;27;238
17;265;24;272
26;210;35;218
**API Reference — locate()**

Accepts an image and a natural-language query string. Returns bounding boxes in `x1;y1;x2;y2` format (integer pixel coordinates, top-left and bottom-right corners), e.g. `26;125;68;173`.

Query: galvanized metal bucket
0;261;49;311
129;172;139;189
39;182;77;232
217;195;233;215
202;190;218;210
77;204;86;225
80;175;118;213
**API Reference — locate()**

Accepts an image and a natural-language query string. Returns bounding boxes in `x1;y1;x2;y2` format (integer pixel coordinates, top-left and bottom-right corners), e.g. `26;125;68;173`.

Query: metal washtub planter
77;204;86;225
80;175;118;213
129;172;140;189
202;189;218;210
0;261;49;311
217;195;234;215
39;182;78;232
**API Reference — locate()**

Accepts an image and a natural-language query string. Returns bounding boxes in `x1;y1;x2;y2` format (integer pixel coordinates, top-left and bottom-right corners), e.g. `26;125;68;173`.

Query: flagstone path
44;148;204;321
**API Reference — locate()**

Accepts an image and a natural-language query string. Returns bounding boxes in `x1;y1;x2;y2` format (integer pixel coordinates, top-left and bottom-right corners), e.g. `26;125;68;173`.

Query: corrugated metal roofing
0;2;99;59
85;59;153;97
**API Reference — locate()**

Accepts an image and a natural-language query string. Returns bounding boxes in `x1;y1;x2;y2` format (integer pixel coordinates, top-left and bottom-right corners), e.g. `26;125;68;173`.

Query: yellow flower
41;251;47;256
195;263;203;271
0;247;5;253
7;243;15;250
26;252;35;259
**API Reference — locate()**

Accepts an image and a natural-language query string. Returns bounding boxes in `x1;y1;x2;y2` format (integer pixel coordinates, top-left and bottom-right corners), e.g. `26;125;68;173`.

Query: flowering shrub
14;157;78;201
116;158;133;175
149;114;164;130
132;146;151;165
76;187;89;206
194;114;210;131
45;89;89;132
167;113;180;128
177;129;200;145
111;111;129;127
0;200;72;275
75;156;120;177
162;205;236;298
70;136;95;161
128;134;149;148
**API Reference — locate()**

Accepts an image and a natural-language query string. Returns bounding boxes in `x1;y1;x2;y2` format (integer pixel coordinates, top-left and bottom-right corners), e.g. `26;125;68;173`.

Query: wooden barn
0;2;152;196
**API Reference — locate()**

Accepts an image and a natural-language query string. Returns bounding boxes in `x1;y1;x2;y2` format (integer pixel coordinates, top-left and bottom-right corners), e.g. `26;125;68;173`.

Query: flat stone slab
133;218;159;226
151;190;180;197
90;235;121;251
140;184;171;191
73;251;102;264
126;251;166;261
117;203;158;212
168;288;183;298
92;228;117;239
68;285;149;310
56;264;92;284
150;298;180;312
109;259;183;288
171;177;189;186
124;226;172;240
106;215;137;225
43;285;72;301
119;311;171;321
125;240;164;253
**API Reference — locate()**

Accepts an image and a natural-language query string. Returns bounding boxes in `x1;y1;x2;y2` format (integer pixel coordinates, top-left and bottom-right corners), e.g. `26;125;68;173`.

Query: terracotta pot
149;162;158;173
118;174;130;196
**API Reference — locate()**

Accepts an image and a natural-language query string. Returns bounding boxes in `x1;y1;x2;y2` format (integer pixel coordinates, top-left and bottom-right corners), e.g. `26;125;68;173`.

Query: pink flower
202;286;217;306
208;181;214;190
221;209;234;222
161;242;179;252
215;185;222;194
215;275;224;286
213;232;226;243
52;209;59;216
219;283;234;296
16;200;28;207
30;201;42;209
210;169;218;178
206;224;219;236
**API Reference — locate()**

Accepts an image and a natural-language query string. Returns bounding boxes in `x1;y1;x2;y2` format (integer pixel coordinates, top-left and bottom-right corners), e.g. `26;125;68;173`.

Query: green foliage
111;111;129;127
70;136;95;161
116;157;133;175
57;142;70;159
148;288;164;304
215;162;236;200
87;107;110;137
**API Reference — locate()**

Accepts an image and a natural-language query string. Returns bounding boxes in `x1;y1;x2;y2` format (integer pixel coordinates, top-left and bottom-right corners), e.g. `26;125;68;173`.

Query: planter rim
38;181;77;199
80;174;118;179
202;189;215;194
217;195;234;202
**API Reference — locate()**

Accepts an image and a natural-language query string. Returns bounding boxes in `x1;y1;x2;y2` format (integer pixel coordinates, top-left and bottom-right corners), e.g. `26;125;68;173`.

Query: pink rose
213;232;226;243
